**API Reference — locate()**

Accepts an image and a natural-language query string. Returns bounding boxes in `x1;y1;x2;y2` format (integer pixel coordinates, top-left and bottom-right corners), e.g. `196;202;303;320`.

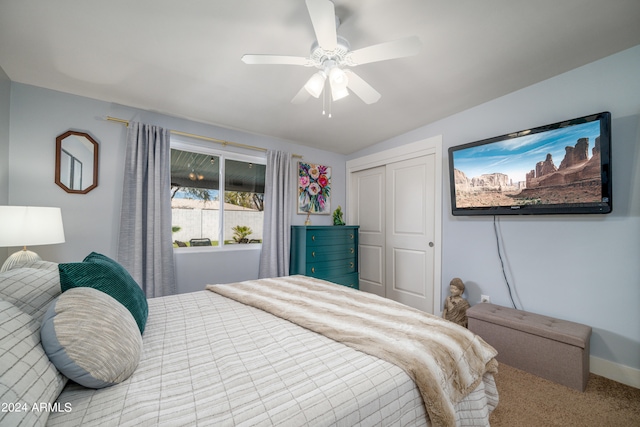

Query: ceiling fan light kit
329;66;349;101
304;71;327;98
241;0;421;112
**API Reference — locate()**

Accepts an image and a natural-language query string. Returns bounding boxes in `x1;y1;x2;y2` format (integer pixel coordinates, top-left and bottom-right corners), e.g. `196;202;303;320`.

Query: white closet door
347;135;442;314
350;165;386;297
385;154;436;312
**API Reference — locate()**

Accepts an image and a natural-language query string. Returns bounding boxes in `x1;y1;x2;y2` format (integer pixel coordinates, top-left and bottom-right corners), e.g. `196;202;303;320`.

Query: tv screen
449;112;612;215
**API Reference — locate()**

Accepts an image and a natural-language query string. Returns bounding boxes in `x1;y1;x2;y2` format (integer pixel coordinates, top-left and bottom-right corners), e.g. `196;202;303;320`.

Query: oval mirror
55;130;99;194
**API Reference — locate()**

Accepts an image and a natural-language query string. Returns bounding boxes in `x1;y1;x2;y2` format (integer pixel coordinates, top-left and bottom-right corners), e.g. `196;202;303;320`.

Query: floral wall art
297;162;331;214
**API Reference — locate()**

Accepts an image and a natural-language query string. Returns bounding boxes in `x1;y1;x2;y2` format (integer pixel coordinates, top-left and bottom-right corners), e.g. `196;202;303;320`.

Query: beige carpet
489;363;640;426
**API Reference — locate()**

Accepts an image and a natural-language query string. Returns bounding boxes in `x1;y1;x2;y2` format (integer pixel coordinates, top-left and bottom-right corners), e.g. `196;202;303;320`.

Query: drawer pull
311;235;316;241
312;251;316;257
311;267;315;273
349;234;354;239
349;262;354;268
350;248;354;254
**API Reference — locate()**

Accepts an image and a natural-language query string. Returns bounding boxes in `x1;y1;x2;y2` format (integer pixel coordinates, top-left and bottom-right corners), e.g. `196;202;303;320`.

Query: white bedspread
48;289;497;426
207;276;498;426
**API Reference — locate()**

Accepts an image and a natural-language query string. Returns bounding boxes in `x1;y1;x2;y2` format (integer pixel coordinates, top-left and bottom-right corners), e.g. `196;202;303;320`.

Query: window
170;142;266;248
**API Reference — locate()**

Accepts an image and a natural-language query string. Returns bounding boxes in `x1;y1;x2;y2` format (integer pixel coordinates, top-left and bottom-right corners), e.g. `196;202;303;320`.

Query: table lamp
0;206;65;272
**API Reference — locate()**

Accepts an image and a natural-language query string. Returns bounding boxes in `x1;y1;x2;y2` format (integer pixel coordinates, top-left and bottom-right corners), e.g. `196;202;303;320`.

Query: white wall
9;85;126;262
348;45;640;378
0;67;9;204
7;84;347;293
0;66;10;264
171;209;265;243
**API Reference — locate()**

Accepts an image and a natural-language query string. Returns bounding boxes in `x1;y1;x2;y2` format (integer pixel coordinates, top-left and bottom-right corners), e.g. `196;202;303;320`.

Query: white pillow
0;299;67;427
40;287;143;389
0;265;61;323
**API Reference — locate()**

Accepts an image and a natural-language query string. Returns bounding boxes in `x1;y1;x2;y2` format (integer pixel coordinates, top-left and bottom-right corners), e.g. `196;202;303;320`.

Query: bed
0;259;498;427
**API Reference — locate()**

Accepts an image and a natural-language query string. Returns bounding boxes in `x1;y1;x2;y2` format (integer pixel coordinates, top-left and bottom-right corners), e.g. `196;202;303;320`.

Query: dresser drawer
306;258;357;278
305;229;357;246
306;243;356;262
324;272;359;289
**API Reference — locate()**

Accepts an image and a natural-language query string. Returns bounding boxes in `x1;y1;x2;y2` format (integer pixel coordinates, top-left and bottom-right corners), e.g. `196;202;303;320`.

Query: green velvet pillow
58;252;148;333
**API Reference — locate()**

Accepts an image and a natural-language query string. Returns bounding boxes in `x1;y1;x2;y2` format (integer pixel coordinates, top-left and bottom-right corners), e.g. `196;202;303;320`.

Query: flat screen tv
448;111;612;215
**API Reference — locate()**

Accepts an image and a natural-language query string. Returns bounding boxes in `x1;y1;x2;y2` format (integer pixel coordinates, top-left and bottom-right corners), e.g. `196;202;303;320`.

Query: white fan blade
344;70;381;104
241;54;310;66
348;36;421;65
305;0;337;51
291;86;312;104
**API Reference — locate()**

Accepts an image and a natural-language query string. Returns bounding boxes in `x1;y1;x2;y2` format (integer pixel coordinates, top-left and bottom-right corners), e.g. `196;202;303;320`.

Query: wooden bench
467;303;591;391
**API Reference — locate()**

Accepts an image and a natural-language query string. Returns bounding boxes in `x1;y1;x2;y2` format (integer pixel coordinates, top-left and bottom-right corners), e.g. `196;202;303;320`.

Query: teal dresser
290;225;359;289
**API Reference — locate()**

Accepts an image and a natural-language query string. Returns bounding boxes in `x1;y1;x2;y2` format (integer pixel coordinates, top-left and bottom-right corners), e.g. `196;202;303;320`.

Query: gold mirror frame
55;130;99;194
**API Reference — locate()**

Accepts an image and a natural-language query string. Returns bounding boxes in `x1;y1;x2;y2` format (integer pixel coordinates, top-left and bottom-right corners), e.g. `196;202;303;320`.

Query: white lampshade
304;71;327;98
329;67;349;101
329;66;347;85
0;206;65;271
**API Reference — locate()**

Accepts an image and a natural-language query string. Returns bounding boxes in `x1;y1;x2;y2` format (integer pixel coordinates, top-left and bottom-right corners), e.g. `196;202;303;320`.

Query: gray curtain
118;121;176;297
259;150;293;278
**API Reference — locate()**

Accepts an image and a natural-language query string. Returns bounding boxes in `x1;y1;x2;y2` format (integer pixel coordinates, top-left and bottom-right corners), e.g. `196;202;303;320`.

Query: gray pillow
0;299;67;427
0;265;61;323
40;287;143;389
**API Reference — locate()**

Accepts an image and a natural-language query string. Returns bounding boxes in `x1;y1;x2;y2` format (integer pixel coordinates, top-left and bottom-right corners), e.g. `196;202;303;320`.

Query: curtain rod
105;116;302;158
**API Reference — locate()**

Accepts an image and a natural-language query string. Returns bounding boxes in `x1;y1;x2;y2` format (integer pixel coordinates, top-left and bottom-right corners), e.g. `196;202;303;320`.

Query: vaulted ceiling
1;0;639;154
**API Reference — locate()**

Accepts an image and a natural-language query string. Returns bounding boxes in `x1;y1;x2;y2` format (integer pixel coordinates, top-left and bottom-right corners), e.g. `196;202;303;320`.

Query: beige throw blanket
206;275;498;427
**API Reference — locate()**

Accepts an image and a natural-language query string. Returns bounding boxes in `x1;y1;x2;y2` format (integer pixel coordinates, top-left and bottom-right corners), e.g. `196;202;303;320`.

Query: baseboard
590;356;640;389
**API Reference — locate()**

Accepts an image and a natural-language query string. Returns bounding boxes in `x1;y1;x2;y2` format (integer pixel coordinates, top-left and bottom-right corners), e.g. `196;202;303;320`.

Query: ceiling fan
241;0;422;106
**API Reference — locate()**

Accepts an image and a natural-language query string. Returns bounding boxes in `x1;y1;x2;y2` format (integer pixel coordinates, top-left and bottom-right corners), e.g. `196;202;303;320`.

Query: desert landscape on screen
454;136;603;208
